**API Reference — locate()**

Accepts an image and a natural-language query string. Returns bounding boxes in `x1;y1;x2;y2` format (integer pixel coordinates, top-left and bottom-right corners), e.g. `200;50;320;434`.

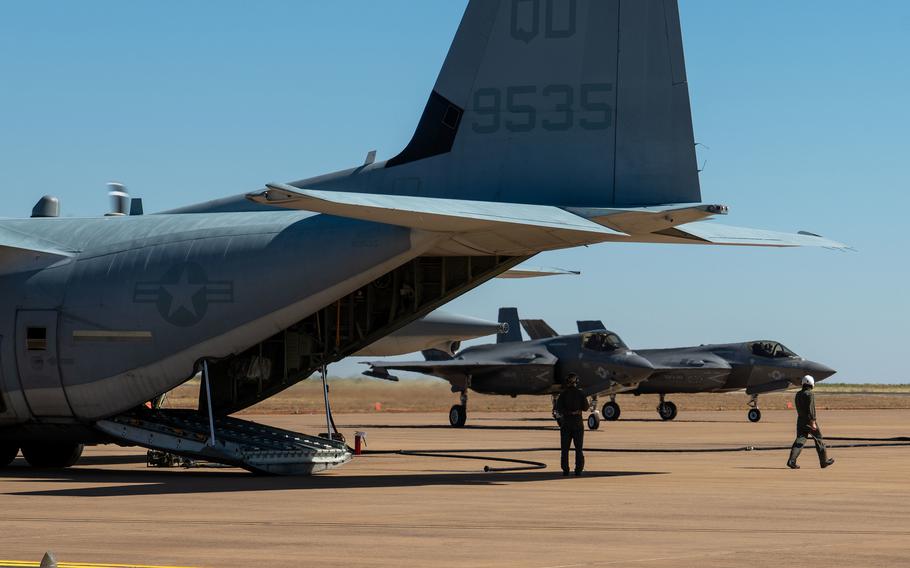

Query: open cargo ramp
96;409;351;475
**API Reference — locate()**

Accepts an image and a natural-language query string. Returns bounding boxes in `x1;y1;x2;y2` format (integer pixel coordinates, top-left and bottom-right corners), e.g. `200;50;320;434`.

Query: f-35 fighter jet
569;321;836;423
364;309;654;427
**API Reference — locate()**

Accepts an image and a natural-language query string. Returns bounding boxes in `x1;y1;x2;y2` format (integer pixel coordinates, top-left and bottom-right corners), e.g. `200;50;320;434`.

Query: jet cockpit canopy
750;341;798;359
581;331;627;352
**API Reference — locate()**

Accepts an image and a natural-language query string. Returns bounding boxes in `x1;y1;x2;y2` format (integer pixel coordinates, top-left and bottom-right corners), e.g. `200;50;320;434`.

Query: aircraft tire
449;405;467;428
602;402;621;421
0;443;19;467
658;401;678;421
747;408;762;423
20;442;84;468
587;414;600;431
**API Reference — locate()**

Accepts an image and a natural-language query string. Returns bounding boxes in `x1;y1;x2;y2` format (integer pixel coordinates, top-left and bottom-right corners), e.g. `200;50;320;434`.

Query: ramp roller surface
96;410;352;475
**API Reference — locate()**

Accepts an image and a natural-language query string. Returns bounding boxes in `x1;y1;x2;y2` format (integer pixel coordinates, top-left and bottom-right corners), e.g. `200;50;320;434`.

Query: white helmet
801;375;815;387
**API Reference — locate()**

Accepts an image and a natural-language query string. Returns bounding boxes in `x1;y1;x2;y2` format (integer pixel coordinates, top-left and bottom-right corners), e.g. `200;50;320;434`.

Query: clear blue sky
1;2;907;382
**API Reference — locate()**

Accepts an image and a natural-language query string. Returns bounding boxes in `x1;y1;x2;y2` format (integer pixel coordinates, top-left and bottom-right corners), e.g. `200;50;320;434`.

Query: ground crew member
556;373;589;476
787;375;835;469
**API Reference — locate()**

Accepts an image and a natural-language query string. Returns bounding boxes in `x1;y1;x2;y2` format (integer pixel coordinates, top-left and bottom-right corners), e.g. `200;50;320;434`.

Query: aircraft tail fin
577;320;607;333
520;319;559;340
497;307;523;343
303;0;700;208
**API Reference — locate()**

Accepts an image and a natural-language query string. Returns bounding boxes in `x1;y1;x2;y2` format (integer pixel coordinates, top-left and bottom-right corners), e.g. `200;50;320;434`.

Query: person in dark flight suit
556;373;589;476
787;375;835;469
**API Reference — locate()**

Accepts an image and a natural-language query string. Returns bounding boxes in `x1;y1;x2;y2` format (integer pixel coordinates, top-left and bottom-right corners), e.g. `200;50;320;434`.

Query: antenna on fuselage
106;182;130;216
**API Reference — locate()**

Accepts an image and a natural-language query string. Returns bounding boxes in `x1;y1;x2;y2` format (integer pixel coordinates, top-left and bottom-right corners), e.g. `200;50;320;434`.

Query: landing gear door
15;310;73;417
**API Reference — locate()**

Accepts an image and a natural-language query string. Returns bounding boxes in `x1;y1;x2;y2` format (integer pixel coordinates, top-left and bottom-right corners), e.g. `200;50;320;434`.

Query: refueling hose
362;437;910;473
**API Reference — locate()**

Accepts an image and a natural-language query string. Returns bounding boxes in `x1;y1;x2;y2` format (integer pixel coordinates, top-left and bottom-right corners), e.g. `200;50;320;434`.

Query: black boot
787;460;800;469
821;458;835;469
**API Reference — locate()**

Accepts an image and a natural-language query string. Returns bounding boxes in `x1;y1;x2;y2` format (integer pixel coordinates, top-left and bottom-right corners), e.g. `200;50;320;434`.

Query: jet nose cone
622;351;655;379
805;361;837;382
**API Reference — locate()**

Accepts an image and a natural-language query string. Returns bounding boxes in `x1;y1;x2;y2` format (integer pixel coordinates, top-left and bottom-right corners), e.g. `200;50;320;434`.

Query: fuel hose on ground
361;437;910;473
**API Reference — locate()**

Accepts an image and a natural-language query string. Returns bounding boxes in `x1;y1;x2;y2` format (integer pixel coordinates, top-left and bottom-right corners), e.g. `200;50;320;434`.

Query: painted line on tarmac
0;562;197;568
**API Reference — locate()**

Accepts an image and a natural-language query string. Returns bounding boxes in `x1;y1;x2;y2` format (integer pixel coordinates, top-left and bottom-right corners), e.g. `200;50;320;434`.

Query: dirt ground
163;379;910;415
1;408;909;567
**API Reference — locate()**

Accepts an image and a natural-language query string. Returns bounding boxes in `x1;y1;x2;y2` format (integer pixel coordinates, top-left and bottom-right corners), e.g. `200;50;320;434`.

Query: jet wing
247;183;624;255
0;226;74;274
363;359;526;381
520;319;559;340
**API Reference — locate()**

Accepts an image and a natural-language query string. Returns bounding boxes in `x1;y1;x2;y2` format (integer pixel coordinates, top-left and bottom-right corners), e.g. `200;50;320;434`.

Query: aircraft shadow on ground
0;467;665;498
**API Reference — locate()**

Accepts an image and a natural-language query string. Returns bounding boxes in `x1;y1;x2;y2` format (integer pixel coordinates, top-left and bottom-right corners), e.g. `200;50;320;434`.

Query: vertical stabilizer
497;307;523;343
314;0;700;208
577;320;607;332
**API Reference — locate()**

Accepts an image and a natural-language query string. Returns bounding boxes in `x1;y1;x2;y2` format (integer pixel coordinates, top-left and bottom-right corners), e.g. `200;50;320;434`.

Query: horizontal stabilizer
569;204;729;234
247;183;624;255
669;222;850;249
520;319;559;340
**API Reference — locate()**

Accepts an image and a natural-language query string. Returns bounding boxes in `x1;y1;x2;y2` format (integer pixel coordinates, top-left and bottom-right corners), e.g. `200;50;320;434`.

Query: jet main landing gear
602;396;621;421
657;394;678;421
747;394;762;423
449;389;468;428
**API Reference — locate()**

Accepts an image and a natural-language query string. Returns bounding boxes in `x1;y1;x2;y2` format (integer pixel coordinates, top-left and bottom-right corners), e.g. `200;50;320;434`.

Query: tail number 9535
471;83;613;134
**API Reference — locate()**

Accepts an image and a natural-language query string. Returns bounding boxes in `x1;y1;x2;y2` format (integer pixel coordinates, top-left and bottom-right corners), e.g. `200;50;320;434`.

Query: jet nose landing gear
587;413;601;430
747;395;762;422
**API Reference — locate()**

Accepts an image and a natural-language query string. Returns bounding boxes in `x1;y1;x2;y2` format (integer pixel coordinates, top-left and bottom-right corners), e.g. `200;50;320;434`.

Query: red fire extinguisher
354;431;367;455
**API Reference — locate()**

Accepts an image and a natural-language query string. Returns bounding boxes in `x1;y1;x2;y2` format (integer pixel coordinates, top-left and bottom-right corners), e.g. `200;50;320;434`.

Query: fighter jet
364;309;654;427
562;321;836;423
0;0;844;474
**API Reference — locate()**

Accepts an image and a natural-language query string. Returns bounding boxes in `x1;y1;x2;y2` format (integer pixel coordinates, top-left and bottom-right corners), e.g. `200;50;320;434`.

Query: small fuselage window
26;327;48;351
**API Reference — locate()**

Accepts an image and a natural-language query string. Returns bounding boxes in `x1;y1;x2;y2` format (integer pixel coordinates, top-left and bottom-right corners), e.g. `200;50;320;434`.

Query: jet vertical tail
302;0;700;208
497;307;523;343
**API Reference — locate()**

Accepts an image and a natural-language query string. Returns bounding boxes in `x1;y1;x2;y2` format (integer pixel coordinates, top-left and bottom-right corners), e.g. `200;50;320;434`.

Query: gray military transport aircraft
0;0;845;474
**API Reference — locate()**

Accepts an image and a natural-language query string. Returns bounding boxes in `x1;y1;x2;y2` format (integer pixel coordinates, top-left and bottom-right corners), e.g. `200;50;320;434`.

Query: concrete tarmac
1;409;909;567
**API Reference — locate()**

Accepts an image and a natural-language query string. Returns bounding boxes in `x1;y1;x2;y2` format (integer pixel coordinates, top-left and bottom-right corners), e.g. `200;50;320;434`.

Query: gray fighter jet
560;321;836;423
1;0;844;474
364;309;654;427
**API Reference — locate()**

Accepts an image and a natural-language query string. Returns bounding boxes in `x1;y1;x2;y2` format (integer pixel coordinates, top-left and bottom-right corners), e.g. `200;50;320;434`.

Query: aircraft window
582;332;625;352
751;342;797;359
26;327;47;351
772;343;797;358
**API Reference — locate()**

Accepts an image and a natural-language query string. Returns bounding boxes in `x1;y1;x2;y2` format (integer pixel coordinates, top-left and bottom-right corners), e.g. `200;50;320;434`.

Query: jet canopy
581;331;627;352
750;341;798;359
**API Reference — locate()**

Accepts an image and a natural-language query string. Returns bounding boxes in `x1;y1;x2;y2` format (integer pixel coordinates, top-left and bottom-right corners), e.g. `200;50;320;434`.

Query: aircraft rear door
15;310;73;417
